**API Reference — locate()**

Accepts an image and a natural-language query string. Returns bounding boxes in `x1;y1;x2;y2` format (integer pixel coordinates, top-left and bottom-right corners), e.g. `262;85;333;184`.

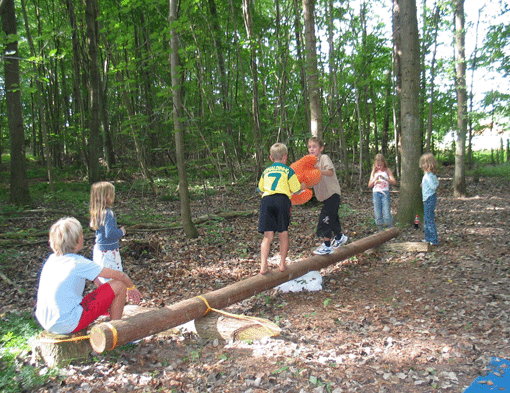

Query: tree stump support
89;227;399;353
32;330;91;367
377;241;431;253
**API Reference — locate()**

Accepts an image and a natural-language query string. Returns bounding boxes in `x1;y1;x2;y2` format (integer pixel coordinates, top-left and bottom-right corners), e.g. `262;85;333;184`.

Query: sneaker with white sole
313;243;334;255
331;234;348;248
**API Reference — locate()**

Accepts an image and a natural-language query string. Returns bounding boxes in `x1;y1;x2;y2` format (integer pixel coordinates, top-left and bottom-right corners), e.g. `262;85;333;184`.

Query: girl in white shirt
368;154;397;231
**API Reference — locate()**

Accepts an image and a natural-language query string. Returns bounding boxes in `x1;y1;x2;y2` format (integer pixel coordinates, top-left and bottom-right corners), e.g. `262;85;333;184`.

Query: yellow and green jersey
258;163;301;198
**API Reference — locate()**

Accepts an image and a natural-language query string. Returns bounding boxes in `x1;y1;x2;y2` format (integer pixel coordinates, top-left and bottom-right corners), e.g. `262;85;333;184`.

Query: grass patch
0;311;58;392
473;161;510;179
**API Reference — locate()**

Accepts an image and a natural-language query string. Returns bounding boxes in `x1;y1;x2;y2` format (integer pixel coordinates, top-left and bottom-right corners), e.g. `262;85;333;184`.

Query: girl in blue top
90;182;126;285
419;153;439;246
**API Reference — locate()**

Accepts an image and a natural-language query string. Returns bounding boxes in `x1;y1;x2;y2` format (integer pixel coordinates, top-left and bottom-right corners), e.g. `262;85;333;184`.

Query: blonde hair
49;217;83;256
419;152;438;174
90;182;115;230
270;143;288;161
372;154;388;172
308;136;324;148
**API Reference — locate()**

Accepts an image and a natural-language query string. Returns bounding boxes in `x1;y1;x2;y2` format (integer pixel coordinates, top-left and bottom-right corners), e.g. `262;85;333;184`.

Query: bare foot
279;264;286;272
260;269;268;275
260;262;268;275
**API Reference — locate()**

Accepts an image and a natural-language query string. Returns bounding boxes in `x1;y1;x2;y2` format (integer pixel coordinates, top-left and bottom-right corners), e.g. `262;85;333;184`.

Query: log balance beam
90;227;398;353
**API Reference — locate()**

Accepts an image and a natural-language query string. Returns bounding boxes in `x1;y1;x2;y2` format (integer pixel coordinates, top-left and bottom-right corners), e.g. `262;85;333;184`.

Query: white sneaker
331;234;348;248
313;243;334;255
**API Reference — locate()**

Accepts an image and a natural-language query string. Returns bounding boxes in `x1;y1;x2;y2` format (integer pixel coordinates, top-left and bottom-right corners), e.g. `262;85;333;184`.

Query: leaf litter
1;168;509;392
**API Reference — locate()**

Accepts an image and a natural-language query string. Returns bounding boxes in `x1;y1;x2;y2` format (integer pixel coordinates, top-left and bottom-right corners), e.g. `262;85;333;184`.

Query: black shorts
258;194;292;233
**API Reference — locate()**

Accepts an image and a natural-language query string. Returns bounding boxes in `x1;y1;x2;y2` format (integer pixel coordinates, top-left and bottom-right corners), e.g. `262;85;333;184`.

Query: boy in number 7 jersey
257;143;304;274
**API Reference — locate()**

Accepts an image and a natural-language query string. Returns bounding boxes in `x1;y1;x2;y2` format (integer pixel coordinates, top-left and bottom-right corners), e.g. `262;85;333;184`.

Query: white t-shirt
35;253;103;334
373;170;390;193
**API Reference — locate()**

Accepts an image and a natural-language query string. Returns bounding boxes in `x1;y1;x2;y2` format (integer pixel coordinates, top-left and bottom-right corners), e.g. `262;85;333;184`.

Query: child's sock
325;240;331;247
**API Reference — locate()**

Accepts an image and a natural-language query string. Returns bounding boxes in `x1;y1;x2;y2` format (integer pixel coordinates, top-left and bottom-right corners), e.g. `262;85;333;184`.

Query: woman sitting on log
35;217;141;334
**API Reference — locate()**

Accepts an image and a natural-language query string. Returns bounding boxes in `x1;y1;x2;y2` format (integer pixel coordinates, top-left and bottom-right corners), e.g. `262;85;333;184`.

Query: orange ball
291;188;313;205
290;154;322;188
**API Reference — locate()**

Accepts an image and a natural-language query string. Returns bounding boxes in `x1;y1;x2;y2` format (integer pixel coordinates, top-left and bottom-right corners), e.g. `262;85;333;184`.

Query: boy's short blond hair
419;152;438;173
49;217;83;256
308;136;324;148
270;143;288;161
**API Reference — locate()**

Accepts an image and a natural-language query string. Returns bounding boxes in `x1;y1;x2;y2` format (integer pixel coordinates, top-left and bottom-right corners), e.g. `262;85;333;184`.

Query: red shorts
72;283;115;333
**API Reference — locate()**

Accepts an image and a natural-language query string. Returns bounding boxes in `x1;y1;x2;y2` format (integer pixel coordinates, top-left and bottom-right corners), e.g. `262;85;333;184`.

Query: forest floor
1;166;510;392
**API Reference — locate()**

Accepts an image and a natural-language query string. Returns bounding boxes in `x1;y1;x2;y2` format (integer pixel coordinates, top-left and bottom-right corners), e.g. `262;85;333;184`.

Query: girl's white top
373;170;390;193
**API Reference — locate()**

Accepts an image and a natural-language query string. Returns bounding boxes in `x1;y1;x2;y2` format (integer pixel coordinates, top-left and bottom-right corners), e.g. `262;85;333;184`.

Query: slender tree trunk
242;0;263;178
338;106;350;187
467;6;484;168
302;0;322;139
21;0;54;191
293;0;310;134
100;56;115;168
208;0;239;179
84;0;101;183
169;0;199;239
395;0;422;226
426;5;440;152
453;0;467;197
65;0;88;168
370;83;379;155
392;0;402;178
1;0;32;205
355;89;363;192
326;0;348;182
382;69;392;157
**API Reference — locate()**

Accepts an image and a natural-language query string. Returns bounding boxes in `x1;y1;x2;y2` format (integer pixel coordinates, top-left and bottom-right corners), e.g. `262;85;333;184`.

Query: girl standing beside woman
368;154;397;231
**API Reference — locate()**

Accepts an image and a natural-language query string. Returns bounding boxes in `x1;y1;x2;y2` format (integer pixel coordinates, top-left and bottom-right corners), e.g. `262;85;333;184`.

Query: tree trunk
85;0;101;183
242;0;263;178
20;0;54;192
293;0;310;135
425;5;440;153
382;69;392;157
208;0;239;180
370;83;379;155
100;57;116;169
169;0;199;239
395;0;422;226
467;7;483;168
1;0;32;205
392;0;402;178
453;0;467;198
65;0;88;169
302;0;322;139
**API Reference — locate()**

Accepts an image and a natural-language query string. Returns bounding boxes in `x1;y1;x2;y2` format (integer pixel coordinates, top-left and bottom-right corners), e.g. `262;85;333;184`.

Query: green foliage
470;161;510;179
0;0;507;204
338;204;353;220
29;181;91;215
0;311;58;393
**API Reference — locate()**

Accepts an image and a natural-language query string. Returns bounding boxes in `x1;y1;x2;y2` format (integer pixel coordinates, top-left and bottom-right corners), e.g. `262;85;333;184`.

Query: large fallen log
90;227;399;353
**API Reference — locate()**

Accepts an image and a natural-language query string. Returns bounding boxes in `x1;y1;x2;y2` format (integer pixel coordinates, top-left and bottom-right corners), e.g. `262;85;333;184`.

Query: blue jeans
372;191;392;229
424;193;438;245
